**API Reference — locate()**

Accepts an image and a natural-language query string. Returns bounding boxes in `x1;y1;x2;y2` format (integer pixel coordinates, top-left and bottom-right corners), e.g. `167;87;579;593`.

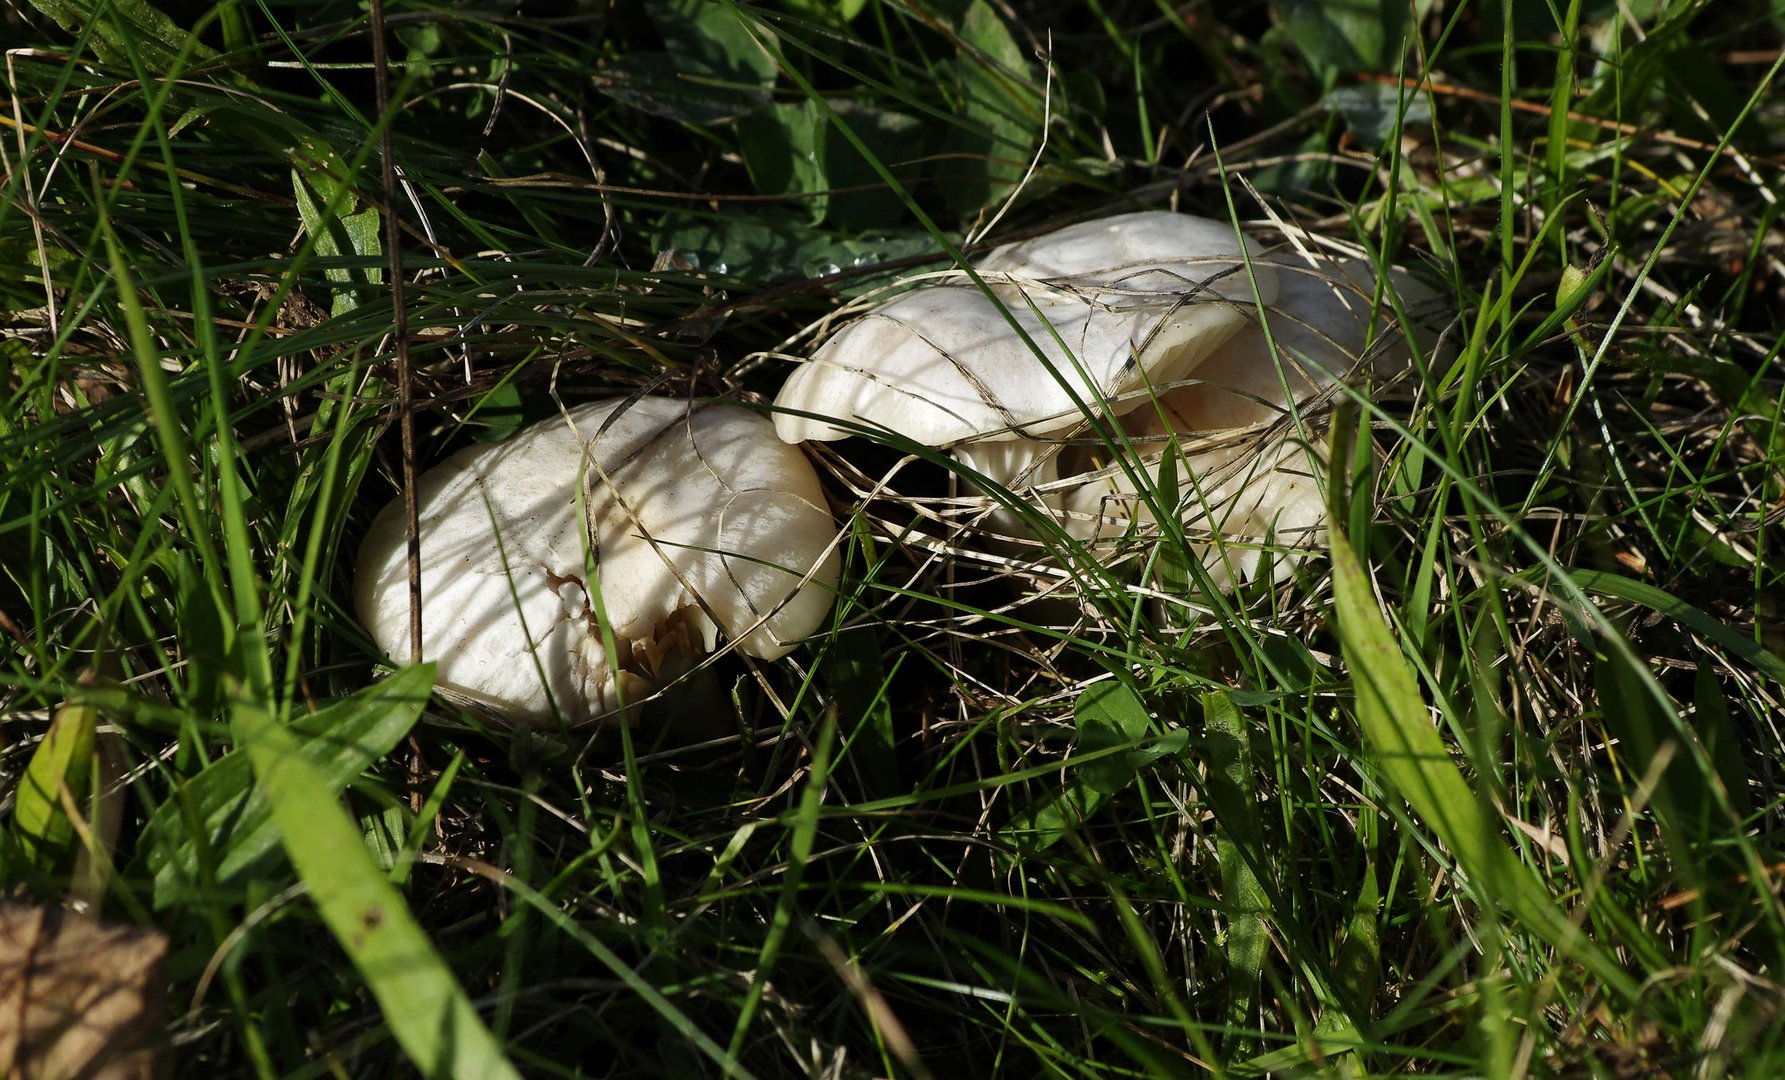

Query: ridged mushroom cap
355;398;839;726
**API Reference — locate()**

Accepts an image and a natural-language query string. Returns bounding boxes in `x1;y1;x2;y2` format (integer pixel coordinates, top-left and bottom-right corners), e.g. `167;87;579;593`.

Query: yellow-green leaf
13;696;100;868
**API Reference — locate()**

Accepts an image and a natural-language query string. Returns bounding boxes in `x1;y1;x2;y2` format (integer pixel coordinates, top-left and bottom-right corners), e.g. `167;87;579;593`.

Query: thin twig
367;0;421;662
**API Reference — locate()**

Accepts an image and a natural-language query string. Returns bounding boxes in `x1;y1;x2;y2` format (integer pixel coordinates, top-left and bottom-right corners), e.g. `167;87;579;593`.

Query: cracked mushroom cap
355;398;840;726
773;211;1279;446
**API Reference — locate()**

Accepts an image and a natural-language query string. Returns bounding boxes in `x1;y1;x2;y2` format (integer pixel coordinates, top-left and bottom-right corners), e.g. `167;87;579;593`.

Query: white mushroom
771;210;1452;590
774;211;1278;446
355;398;840;726
996;251;1454;586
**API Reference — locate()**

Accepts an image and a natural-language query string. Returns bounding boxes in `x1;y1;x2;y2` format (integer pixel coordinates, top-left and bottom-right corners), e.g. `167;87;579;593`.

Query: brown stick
366;0;421;662
1359;72;1785;166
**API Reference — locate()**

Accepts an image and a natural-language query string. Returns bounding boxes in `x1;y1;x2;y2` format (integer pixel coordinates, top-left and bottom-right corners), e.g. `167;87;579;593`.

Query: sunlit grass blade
231;665;522;1080
11;692;99;869
1327;524;1641;1001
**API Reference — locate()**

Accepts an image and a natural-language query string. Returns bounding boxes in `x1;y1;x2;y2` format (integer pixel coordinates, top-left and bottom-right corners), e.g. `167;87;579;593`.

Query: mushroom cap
773;211;1280;446
975;211;1269;298
1050;437;1328;589
355;398;840;726
958;251;1454;588
1129;253;1452;436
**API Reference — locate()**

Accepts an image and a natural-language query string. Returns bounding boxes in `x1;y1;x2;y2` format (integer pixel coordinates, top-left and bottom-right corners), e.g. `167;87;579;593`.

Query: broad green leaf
396;21;444;59
22;0;213;71
742;98;925;229
596;1;776;124
143;665;435;907
781;0;868;23
823;102;924;230
651;215;935;293
1004;773;1100;849
0;240;74;291
940;0;1042;217
1328;526;1640;1000
1079;683;1187;798
12;695;99;868
1277;0;1410;80
738;101;829;224
649;0;776;88
465;382;527;444
1247;131;1335;200
232;668;520;1080
291;137;383;318
1322;83;1432;149
1006;682;1187;849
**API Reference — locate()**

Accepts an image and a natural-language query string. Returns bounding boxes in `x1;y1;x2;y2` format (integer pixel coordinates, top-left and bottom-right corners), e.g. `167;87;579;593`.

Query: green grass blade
232;664;521;1080
1571;570;1785;686
290;136;385;318
1202;689;1268;1049
1328;525;1641;1001
143;665;436;906
20;0;213;69
727;708;837;1059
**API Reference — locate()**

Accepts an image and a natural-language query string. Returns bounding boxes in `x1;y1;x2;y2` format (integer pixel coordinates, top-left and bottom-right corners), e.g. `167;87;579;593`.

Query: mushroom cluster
355;210;1449;727
355;398;839;726
772;211;1450;588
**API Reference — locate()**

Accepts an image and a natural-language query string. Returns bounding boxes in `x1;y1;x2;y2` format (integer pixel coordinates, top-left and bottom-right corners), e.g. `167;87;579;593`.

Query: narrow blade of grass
1202;689;1268;1049
1571;570;1785;686
1328;525;1641;1001
232;664;522;1080
727;708;837;1059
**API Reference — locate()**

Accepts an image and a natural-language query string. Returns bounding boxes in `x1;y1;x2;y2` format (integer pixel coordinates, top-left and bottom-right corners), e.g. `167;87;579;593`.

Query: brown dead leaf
0;904;168;1080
